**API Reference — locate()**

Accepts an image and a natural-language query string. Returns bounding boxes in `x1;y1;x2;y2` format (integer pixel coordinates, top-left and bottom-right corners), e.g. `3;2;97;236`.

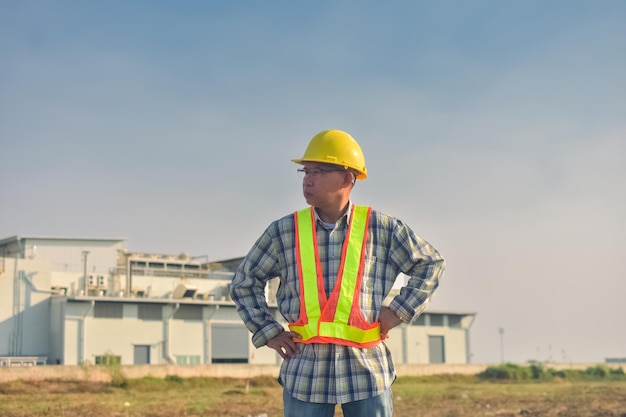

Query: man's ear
342;171;356;188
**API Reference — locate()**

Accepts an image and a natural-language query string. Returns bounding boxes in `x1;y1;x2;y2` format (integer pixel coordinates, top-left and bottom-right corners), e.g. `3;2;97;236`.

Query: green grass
0;372;625;417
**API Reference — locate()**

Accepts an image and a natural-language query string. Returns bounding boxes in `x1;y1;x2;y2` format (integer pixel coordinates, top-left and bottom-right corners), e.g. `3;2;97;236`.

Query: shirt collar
313;201;354;228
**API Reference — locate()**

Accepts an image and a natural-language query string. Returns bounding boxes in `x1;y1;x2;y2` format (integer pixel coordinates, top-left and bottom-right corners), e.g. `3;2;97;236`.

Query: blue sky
1;1;625;364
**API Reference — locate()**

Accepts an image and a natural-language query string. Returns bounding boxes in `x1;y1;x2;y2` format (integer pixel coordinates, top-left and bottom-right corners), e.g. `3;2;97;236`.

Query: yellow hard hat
292;130;367;180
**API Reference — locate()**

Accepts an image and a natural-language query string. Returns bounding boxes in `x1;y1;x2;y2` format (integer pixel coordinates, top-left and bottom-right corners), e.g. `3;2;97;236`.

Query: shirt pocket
359;255;381;320
362;255;377;284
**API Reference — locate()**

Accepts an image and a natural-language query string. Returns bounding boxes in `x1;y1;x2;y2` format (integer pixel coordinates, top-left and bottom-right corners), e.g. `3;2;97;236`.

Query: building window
95;355;121;365
176;355;201;365
94;302;123;318
448;315;463;328
414;315;426;326
138;304;162;321
174;305;202;321
429;314;444;327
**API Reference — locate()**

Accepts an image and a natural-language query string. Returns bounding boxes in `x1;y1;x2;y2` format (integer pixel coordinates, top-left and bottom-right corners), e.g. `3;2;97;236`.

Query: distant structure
605;358;626;364
0;235;475;366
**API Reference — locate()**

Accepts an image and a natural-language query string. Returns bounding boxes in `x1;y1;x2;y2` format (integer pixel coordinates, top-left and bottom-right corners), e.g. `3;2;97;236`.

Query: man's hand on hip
267;330;302;360
379;306;403;339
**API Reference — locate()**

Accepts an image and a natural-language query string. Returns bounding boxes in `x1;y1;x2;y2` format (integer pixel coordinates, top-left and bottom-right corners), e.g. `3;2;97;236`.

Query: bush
479;364;626;382
529;364;548;380
479;363;532;380
101;351;127;388
585;365;609;379
583;365;626;381
165;374;184;384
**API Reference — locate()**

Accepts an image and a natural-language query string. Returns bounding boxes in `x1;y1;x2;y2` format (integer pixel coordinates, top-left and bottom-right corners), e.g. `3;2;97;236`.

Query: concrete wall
0;362;621;383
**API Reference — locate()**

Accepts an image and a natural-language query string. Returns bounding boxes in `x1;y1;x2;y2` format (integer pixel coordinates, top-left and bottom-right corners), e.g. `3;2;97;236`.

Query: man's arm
230;225;286;348
386;219;446;324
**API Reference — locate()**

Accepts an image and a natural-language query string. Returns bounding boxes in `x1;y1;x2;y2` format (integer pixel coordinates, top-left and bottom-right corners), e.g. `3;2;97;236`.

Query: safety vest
288;205;382;348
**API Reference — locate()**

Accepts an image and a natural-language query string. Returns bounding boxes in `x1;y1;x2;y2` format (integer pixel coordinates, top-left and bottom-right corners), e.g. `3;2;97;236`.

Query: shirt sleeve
386;218;445;324
230;222;286;348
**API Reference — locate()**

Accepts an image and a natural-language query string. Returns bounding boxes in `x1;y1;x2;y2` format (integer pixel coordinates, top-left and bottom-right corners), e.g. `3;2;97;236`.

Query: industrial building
0;235;475;367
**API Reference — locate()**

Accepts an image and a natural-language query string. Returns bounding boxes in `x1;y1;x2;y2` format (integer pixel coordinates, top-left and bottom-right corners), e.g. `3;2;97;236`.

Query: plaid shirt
231;203;445;404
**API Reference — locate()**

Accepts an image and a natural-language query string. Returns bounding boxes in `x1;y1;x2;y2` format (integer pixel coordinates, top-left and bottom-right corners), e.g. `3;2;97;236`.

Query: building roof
0;235;126;246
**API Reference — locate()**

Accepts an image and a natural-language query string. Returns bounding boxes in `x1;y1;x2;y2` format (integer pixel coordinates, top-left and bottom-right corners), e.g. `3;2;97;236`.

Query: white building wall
385;327;404;363
407;326;469;364
405;326;425;363
250;343;279;364
380;323;470;365
87;316;146;365
26;238;123;272
442;329;468;364
105;304;165;363
63;301;95;365
63;316;80;365
15;238;123;277
59;301;264;366
170;320;205;363
0;259;15;355
0;257;52;357
129;275;230;300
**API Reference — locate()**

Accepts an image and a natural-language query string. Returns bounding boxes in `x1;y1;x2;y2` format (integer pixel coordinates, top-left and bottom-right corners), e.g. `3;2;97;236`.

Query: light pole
498;327;505;363
82;250;90;295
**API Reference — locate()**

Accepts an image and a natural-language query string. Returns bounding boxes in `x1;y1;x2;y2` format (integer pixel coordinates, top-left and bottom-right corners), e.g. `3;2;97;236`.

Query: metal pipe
203;305;220;364
82;250;90;295
79;300;95;364
465;315;476;364
21;272;57;294
163;303;180;364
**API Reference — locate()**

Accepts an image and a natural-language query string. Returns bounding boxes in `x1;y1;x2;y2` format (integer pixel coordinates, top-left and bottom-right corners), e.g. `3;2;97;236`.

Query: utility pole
498;327;505;363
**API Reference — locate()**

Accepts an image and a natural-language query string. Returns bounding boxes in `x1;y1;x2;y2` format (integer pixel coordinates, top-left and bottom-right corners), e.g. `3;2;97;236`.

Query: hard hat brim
291;158;367;180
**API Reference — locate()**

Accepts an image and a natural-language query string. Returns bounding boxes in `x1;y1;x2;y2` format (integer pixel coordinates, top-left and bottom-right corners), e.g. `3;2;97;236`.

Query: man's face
300;162;349;207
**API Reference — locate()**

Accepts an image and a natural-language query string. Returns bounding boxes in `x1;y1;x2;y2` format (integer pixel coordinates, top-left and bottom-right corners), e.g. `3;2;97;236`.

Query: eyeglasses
297;168;346;178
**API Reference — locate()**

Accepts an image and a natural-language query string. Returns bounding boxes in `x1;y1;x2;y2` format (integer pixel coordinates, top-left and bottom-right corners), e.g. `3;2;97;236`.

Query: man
230;129;445;417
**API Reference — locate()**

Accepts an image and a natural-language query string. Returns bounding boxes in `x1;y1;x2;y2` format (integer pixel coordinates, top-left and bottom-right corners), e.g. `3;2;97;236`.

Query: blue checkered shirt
231;203;445;404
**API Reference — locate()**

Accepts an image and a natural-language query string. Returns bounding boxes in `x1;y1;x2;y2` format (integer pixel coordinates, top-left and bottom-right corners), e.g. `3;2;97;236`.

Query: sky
1;1;625;365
